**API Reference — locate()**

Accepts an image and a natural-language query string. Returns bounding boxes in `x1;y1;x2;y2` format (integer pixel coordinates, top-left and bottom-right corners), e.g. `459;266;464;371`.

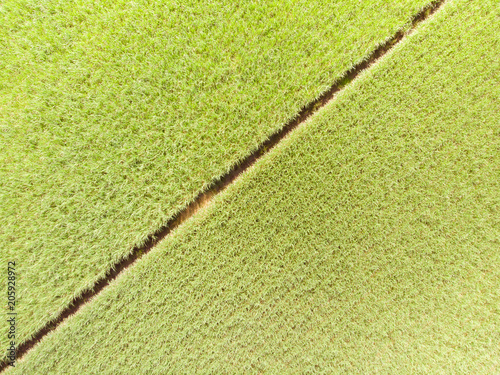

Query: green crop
0;0;433;353
9;0;498;372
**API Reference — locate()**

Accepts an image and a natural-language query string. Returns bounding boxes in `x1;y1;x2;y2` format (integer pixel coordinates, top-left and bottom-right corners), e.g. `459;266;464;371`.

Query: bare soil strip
2;0;445;370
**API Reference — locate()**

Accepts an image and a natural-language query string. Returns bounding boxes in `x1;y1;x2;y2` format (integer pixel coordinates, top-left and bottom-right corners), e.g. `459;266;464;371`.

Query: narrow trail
1;0;446;371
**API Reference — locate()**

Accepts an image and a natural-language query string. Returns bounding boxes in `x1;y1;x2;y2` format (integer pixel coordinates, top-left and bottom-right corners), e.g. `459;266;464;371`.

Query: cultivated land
0;0;434;352
8;0;499;372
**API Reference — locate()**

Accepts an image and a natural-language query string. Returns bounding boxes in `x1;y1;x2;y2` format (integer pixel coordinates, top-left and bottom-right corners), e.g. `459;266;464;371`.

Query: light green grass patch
9;0;499;373
0;0;434;351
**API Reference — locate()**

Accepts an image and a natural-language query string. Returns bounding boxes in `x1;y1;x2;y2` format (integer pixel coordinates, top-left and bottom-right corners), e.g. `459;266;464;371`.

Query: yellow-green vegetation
10;0;499;372
0;0;434;351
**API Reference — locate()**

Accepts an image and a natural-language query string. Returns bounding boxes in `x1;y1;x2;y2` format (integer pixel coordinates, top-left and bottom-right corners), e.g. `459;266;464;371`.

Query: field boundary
1;0;445;370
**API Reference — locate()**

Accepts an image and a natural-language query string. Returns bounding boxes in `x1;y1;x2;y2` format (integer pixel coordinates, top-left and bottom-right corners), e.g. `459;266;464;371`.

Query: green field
8;0;499;372
0;0;435;352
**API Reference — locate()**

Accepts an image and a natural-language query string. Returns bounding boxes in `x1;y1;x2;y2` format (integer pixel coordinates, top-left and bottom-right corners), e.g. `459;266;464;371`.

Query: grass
8;0;499;372
0;0;434;352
